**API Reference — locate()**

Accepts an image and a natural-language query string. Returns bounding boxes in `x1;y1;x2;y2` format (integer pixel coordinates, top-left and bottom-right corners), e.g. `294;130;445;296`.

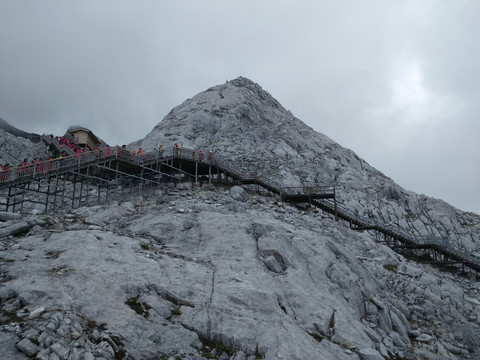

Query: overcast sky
0;1;479;214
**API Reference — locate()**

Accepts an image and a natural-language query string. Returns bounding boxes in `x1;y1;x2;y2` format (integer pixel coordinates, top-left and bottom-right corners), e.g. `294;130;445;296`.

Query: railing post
195;160;198;184
334;185;338;222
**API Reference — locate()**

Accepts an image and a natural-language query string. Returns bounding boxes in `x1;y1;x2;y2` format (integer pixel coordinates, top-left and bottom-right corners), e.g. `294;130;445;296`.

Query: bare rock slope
131;76;480;256
0;77;479;359
1;188;479;359
0;129;48;167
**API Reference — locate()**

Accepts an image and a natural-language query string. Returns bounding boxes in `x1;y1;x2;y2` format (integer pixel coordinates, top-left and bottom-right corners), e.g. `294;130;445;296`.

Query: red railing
0;146;216;184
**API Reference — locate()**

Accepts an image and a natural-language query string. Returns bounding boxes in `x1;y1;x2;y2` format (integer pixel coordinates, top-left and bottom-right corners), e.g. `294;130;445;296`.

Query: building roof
67;126;100;145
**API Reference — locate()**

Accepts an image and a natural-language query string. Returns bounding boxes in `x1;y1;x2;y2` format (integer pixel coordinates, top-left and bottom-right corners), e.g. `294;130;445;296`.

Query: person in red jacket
1;163;10;181
36;158;43;173
18;159;28;176
46;157;52;172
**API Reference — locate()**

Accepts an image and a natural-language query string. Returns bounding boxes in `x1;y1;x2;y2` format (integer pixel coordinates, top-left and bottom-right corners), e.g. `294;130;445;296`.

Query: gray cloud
0;0;478;213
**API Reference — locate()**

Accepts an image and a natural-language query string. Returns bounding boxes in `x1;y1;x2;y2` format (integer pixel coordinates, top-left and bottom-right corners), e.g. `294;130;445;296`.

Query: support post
72;173;77;209
53;174;60;211
334;186;338;222
114;161;119;200
195;161;198;184
98;168;101;204
12;184;18;213
79;174;84;208
86;167;90;207
20;183;27;213
61;174;66;208
45;176;51;212
121;175;125;199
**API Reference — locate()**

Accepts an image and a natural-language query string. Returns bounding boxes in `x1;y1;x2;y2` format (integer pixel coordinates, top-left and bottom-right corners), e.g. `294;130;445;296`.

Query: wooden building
68;127;101;150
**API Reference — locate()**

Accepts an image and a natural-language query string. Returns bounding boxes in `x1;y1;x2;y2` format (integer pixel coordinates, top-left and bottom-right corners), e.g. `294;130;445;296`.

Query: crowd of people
0;135;81;181
174;143;213;163
1;157;55;178
49;135;82;153
1;137;215;182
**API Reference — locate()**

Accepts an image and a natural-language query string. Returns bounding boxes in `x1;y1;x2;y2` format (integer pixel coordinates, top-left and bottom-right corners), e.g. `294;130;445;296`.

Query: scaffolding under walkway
0;146;477;278
311;198;480;276
0;147;220;213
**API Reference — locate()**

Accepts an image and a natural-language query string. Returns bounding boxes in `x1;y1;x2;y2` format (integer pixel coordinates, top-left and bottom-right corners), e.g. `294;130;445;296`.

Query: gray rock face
16;338;39;357
359;347;383;360
130;77;480;255
0;189;479;359
230;186;249;202
0;129;48;166
1;77;480;359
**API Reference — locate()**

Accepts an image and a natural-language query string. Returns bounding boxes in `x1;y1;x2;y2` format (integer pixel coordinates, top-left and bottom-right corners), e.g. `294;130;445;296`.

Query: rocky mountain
131;77;480;257
0;128;49;167
0;77;479;359
0;118;37;140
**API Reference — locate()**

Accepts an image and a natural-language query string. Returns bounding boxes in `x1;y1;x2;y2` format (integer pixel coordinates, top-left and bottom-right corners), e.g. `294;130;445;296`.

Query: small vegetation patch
105;334;127;360
44;249;63;259
203;342;234;358
308;331;324;343
215;343;233;356
125;296;151;318
171;307;182;316
47;265;70;276
86;319;107;330
383;263;398;273
140;243;150;250
0;309;25;326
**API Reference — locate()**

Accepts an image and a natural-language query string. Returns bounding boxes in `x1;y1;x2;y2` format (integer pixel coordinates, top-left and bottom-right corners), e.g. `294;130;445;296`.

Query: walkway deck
0;146;478;277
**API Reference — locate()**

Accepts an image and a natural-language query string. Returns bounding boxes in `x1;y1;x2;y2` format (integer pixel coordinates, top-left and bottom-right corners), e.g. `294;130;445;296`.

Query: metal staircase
0;146;478;276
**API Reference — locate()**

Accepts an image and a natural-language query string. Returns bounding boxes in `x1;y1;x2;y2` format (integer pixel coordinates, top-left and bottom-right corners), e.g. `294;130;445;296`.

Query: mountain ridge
131;76;480;253
0;118;38;139
0;77;479;359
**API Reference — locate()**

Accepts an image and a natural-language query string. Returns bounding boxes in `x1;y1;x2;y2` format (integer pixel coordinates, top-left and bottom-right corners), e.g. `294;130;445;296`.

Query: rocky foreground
1;184;479;359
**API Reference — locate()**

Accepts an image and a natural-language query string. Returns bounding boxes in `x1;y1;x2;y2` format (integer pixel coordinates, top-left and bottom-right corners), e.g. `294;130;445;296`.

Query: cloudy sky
0;1;479;214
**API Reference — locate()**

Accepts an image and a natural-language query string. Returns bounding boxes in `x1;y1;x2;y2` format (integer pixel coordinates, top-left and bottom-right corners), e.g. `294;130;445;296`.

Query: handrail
0;146;216;185
314;198;480;268
41;134;75;156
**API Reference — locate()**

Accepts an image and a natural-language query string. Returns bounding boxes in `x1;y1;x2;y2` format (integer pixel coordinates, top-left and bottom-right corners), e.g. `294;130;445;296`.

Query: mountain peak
133;77;316;158
131;78;479;250
200;76;283;112
224;76;268;94
227;76;257;87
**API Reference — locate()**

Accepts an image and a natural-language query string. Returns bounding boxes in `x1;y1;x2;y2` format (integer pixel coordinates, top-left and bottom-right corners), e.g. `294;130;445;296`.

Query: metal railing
0;146;217;186
282;185;335;196
1;144;478;271
314;198;480;269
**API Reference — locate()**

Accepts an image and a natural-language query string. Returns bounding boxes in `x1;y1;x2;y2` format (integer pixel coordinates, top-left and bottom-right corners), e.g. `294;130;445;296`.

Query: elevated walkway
0;146;478;277
214;159;336;204
41;135;75;156
312;198;480;275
